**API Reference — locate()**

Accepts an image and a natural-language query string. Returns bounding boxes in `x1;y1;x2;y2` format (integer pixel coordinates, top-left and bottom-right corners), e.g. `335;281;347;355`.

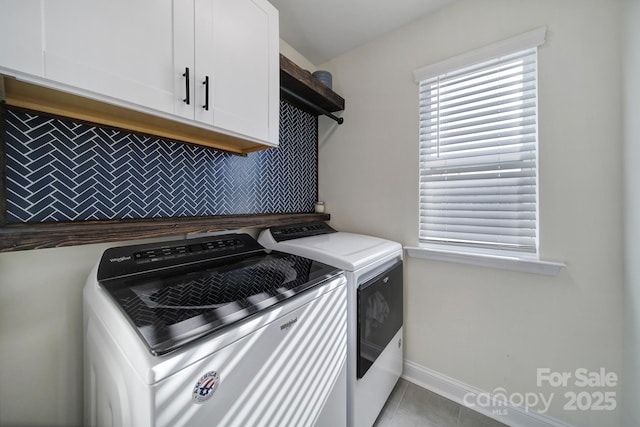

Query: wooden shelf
280;54;345;115
0;213;330;252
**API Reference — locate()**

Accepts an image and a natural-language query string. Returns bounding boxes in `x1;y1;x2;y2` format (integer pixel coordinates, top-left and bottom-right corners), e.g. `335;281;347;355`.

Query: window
414;28;546;257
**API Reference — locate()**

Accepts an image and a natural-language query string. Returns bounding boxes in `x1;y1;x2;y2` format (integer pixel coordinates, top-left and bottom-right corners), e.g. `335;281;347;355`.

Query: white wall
318;0;624;426
622;0;640;425
0;242;121;426
280;38;317;72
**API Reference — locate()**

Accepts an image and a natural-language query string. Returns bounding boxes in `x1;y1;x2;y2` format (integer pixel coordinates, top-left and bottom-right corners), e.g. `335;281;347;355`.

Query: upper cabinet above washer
0;1;44;77
174;0;279;144
0;0;279;152
42;0;177;116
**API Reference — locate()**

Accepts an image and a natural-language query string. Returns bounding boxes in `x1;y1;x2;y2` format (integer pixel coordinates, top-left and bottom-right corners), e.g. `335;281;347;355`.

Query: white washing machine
84;232;348;427
258;222;403;427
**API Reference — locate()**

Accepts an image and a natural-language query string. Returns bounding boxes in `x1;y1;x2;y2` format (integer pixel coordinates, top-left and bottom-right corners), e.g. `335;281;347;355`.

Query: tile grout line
387;380;410;425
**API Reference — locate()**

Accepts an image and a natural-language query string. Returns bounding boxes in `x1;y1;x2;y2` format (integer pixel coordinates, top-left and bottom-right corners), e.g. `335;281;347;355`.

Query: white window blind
417;46;540;254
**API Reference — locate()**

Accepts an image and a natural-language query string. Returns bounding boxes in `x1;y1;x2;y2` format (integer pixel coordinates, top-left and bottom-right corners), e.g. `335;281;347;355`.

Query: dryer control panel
268;221;336;242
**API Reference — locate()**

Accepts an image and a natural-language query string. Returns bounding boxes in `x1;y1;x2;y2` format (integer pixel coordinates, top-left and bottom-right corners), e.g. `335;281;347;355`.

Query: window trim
411;27;566;273
413;27;547;83
405;245;565;276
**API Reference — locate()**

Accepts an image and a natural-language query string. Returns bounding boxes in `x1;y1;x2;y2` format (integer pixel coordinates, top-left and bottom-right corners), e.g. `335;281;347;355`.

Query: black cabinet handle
183;67;190;105
203;76;209;111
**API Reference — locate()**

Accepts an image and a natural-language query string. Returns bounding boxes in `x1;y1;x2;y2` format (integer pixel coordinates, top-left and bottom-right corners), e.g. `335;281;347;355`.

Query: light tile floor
373;379;509;427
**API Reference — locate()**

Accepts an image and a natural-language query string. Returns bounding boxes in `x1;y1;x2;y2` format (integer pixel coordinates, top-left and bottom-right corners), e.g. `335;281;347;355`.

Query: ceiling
269;0;458;65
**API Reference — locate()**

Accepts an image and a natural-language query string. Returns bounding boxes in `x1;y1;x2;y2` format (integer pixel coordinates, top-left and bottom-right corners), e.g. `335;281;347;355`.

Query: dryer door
357;260;403;379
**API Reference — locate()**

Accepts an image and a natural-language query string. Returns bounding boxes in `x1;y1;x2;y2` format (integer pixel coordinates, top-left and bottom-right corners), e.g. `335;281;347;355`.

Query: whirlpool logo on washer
192;371;220;404
280;317;298;331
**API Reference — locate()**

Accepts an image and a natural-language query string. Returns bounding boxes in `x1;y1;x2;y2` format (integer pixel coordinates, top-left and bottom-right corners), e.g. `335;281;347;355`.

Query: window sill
404;246;566;276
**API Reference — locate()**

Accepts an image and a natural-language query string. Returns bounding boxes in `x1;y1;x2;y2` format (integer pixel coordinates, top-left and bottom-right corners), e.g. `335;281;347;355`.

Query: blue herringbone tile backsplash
4;101;317;223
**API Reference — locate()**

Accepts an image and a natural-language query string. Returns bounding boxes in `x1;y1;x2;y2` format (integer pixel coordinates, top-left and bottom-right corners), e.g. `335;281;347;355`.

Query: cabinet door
42;0;176;114
192;0;214;125
173;0;196;121
0;0;44;78
209;0;279;144
173;0;210;123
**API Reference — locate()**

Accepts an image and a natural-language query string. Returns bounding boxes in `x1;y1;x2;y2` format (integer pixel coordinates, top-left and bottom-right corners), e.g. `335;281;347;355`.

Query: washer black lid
96;234;341;355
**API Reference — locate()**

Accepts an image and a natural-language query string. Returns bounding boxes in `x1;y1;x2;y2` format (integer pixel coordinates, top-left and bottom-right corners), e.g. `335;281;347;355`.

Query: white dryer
258;222;403;427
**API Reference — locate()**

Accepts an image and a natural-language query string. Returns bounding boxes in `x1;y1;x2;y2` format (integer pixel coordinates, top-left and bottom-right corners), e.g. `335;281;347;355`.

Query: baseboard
402;359;574;427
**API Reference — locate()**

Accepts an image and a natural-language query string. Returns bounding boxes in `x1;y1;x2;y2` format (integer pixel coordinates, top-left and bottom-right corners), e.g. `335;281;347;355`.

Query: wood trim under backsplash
0;213;330;252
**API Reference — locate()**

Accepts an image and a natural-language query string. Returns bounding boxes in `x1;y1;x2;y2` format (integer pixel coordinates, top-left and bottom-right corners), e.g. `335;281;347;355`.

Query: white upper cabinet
0;0;279;148
0;1;44;78
211;0;279;144
174;0;279;144
42;0;176;115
